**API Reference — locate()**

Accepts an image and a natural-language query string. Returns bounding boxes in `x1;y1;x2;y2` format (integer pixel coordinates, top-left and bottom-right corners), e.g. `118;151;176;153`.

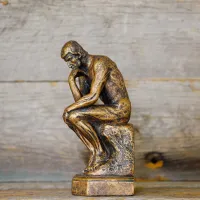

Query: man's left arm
65;65;108;113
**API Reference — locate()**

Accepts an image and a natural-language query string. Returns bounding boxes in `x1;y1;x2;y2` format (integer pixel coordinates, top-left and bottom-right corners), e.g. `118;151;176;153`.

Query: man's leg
67;105;128;170
64;116;95;170
68;114;106;170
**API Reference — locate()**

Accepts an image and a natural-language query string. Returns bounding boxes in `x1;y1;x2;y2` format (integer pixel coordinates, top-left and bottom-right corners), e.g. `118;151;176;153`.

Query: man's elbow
88;92;99;104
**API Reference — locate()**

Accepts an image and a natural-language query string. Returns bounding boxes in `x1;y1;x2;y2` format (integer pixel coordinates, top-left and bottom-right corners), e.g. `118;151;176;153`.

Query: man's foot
83;151;95;172
84;151;108;173
85;159;116;176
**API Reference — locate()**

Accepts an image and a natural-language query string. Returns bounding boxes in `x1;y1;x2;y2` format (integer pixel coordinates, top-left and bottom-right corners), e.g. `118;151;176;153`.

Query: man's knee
63;111;70;124
68;111;83;124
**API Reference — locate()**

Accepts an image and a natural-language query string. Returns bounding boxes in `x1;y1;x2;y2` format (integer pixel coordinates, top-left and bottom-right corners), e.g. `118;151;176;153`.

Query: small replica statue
61;41;134;196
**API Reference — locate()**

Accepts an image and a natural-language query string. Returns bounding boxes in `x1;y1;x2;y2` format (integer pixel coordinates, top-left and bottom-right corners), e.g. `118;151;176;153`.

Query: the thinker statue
61;41;134;196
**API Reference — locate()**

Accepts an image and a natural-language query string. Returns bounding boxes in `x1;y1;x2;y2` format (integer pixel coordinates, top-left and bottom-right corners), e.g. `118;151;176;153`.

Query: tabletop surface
0;182;199;200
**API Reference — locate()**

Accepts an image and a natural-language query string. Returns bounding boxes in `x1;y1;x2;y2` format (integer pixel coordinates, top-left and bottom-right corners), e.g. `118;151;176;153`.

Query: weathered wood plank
0;182;200;199
0;0;200;80
0;80;200;181
1;181;200;190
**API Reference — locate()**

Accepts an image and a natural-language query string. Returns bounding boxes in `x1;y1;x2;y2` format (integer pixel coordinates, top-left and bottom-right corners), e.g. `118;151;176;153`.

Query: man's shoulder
93;55;116;70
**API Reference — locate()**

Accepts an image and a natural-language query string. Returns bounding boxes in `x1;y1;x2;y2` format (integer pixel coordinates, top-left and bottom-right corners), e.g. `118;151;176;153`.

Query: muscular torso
79;55;131;109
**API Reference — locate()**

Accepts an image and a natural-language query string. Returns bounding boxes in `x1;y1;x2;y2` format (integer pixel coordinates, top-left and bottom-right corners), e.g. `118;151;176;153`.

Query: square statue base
72;175;134;196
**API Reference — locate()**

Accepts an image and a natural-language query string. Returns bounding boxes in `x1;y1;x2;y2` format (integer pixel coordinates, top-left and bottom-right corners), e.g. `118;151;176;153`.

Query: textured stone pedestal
72;175;134;196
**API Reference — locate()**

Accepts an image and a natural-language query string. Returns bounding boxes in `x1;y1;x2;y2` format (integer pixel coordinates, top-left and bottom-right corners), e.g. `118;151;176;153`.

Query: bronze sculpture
61;41;134;196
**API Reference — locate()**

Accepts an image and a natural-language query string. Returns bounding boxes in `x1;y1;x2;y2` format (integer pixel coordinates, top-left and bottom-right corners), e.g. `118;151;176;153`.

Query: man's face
63;52;81;70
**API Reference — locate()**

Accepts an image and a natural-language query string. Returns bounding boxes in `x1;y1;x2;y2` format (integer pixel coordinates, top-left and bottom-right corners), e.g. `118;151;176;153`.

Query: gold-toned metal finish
72;175;134;196
61;41;134;196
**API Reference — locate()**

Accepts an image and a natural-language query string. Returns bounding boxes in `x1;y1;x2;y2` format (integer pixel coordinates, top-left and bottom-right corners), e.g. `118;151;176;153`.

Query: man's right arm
68;69;83;102
68;69;89;102
65;64;108;113
68;77;82;102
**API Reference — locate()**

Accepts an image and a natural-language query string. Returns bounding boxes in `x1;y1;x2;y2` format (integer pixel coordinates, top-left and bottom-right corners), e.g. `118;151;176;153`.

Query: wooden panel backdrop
0;0;200;181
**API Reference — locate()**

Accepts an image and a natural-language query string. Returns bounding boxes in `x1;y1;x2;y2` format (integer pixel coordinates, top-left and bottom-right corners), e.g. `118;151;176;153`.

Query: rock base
89;123;134;176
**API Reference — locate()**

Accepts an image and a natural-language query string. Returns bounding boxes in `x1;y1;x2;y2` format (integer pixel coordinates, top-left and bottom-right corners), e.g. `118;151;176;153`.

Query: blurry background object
0;0;8;6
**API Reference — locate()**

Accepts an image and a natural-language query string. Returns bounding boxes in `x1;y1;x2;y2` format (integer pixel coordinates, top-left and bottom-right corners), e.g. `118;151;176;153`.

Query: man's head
61;41;88;69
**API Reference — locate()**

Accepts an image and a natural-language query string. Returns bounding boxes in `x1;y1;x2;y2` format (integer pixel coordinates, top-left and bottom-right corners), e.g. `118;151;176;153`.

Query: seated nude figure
61;41;131;174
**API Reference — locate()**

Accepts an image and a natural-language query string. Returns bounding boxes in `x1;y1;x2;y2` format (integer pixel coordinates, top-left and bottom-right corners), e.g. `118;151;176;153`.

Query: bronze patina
61;41;134;196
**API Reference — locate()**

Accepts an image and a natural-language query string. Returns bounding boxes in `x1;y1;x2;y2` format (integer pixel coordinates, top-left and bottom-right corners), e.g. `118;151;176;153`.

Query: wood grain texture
0;0;200;80
0;80;200;181
0;182;200;199
0;0;200;182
